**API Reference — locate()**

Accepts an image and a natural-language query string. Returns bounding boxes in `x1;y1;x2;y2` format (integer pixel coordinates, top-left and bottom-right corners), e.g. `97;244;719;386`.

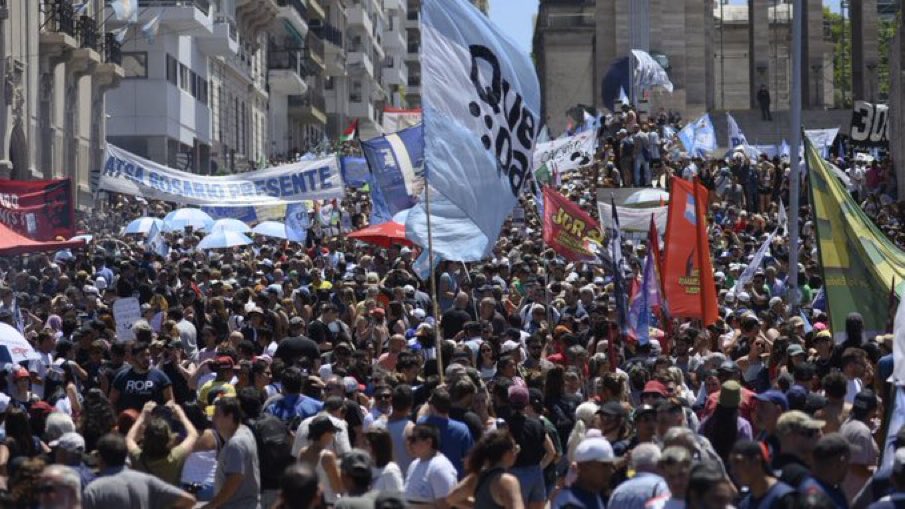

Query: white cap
412;308;427;319
769;296;783;308
500;340;520;354
400;247;412;255
95;277;108;291
737;291;751;302
574;437;615;463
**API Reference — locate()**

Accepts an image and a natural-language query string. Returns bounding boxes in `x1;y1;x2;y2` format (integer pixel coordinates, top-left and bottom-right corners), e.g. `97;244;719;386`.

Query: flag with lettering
542;187;603;263
361;124;425;217
285;202;309;243
406;0;541;261
726;112;749;148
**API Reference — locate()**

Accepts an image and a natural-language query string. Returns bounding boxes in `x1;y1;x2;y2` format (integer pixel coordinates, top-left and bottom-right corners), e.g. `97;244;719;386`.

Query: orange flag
661;177;718;325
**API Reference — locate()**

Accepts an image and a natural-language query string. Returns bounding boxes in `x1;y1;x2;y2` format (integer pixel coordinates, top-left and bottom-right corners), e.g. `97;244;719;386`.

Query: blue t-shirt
417;415;473;479
111;367;172;412
265;394;323;427
551;485;605;509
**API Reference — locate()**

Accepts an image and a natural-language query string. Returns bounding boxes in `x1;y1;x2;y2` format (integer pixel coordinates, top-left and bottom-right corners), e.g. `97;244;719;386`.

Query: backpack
251;415;295;490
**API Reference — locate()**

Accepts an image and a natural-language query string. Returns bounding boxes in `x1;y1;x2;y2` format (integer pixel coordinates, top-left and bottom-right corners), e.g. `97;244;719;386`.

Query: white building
0;1;125;207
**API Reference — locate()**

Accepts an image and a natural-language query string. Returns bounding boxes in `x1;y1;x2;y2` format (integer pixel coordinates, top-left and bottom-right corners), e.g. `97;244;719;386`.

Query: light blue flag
145;221;169;258
677;114;716;158
733;231;776;295
74;2;90;15
111;0;139;23
800;310;813;334
112;25;130;44
285;203;309;243
406;0;541;261
361;124;424;217
618;86;630;106
412;248;440;281
142;10;161;45
780;139;791;158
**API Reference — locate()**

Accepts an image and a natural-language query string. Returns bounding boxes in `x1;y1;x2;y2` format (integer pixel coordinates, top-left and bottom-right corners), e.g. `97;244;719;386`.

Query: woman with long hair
298;415;343;505
698;381;753;463
78;388;117;453
446;430;525;509
363;427;404;492
476;342;498;381
0;407;43;477
125;401;199;486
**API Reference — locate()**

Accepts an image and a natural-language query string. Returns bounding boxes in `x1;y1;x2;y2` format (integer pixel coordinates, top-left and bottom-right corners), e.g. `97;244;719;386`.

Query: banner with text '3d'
101;144;344;207
405;0;541;261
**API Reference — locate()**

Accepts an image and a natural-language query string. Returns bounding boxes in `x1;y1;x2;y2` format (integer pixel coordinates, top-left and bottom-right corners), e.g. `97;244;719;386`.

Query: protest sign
113;297;142;342
543;187;603;262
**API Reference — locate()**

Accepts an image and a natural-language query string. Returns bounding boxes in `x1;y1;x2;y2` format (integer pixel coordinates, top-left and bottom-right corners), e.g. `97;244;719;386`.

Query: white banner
850;100;889;146
532;130;597;174
597;203;668;234
101;144;344;207
383;108;422;134
113;297;142;342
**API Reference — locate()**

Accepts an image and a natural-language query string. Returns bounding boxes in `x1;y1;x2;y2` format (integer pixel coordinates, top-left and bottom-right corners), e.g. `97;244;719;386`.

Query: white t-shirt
404;453;458;504
29;351;54;399
291;414;351;458
845;377;863;404
372;462;405;492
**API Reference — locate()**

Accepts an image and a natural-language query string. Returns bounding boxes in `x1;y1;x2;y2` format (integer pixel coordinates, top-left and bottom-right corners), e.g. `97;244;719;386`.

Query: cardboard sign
113;297;141;342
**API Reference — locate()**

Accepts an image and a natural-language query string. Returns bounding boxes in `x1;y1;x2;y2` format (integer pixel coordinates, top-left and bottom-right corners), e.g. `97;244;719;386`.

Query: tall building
0;1;124;207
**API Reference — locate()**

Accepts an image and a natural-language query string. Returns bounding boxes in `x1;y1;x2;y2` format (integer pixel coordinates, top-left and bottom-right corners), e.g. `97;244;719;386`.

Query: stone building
0;0;125;208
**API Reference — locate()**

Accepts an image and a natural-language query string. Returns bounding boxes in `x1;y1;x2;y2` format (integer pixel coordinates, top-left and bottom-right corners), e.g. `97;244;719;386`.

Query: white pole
788;0;802;309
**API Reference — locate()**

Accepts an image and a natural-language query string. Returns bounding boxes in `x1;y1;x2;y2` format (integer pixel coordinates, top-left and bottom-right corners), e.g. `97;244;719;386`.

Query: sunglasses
376;393;391;400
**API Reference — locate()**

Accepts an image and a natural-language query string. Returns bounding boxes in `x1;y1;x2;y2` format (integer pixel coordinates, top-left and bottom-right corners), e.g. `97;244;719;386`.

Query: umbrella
197;231;253;250
0;323;39;364
207;218;252;234
123;217;163;235
624;188;670;205
163;208;214;232
252;221;288;239
347;221;413;248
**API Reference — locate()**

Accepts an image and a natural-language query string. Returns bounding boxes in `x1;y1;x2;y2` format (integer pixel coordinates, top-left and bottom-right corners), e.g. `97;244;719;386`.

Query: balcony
348;48;373;77
347;2;373;35
348;98;376;123
382;57;406;87
277;0;308;38
268;48;308;96
405;10;419;30
137;0;213;36
70;15;102;73
307;0;326;20
289;95;327;124
199;15;239;56
383;21;406;51
305;32;325;69
95;32;125;89
40;0;78;56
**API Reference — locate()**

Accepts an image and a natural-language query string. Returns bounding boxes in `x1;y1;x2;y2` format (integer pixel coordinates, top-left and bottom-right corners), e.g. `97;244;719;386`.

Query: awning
0;221;86;256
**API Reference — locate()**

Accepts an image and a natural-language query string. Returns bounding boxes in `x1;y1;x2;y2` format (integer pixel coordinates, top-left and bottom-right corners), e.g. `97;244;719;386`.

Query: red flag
542;187;603;262
340;119;359;142
662;177;718;325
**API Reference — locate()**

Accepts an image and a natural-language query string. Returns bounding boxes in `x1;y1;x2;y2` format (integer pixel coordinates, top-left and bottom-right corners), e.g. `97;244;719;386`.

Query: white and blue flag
632;49;674;93
677;114;716;158
407;0;541;261
733;231;776;295
726;112;749;148
111;0;139;23
618;86;630;106
361;124;425;218
285;202;309;243
145;221;169;258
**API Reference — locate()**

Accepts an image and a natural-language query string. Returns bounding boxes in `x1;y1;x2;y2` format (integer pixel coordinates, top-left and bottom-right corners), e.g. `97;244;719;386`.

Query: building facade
0;0;125;208
534;0;857;135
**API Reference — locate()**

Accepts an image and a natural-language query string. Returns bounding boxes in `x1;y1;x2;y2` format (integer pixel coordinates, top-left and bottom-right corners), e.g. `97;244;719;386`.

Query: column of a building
851;0;879;102
749;0;770;110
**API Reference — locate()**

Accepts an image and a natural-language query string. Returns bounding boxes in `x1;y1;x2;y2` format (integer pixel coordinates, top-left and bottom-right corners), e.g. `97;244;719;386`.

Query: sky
490;0;843;55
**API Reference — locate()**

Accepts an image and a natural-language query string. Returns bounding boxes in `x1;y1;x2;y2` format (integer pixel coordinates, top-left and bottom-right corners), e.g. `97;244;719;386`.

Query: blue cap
785;385;808;411
754;390;789;411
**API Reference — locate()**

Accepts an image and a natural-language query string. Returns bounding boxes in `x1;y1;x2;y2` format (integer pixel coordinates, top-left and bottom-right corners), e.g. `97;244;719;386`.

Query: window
325;77;334;90
166;54;177;85
179;64;190;92
122;52;148;79
384;56;393;68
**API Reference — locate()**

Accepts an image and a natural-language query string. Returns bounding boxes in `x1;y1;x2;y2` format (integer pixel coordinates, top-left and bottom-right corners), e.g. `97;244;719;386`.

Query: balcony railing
42;0;76;37
306;31;324;61
77;15;98;50
104;32;122;65
268;47;307;76
289;94;326;113
216;15;239;42
312;22;343;48
142;0;210;15
277;0;307;18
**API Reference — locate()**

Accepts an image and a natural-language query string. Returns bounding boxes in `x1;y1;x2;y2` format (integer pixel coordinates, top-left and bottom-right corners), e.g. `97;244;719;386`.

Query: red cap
642;380;669;397
29;401;53;415
214;356;235;369
14;367;30;380
369;308;385;317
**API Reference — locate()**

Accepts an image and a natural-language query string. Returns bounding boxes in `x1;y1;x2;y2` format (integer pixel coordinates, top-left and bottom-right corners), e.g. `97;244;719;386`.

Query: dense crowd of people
0;103;901;509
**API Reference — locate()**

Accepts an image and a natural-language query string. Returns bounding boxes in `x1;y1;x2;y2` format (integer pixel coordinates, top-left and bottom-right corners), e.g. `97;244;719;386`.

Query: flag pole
424;181;444;385
788;0;803;312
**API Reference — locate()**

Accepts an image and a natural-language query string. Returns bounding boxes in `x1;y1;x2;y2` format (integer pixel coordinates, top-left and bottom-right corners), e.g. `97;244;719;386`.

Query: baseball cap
214;356;235;369
787;344;806;357
340;449;373;478
598;401;627;418
289;316;304;327
786;385;808;410
49;432;85;453
642;380;668;398
776;410;826;436
754;390;789;411
13;367;29;380
508;385;530;409
574;437;615;463
309;415;339;437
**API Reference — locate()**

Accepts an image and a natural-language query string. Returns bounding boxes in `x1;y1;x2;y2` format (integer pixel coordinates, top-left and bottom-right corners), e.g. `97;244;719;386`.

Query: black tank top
473;467;505;509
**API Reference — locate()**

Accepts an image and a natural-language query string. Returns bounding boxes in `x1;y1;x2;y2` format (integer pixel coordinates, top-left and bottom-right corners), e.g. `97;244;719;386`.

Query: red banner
0;178;75;241
542;187;603;262
661;178;718;325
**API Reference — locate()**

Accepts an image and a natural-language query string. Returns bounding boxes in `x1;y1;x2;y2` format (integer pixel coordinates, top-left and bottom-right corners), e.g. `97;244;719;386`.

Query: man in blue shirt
552;437;616;509
265;367;323;430
417;386;473;479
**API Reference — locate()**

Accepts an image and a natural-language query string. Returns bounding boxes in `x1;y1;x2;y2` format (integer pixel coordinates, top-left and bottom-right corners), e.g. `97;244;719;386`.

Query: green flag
807;140;905;340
